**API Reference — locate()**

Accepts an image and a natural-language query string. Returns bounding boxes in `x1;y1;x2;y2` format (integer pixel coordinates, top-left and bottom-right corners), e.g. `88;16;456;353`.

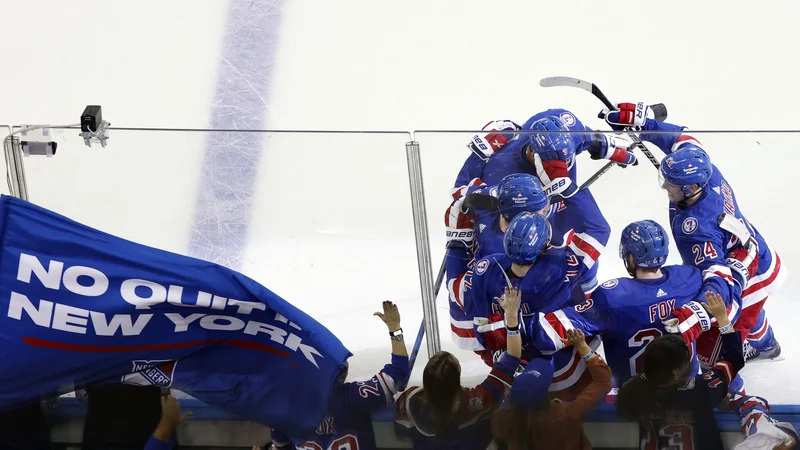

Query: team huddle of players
442;102;787;442
267;103;791;450
447;102;786;387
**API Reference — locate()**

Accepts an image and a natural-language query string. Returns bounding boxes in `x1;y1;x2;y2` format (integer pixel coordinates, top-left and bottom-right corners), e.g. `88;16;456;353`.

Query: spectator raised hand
144;395;191;450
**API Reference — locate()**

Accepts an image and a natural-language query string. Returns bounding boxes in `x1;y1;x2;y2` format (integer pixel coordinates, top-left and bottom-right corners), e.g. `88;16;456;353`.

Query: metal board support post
3;132;28;200
404;140;441;358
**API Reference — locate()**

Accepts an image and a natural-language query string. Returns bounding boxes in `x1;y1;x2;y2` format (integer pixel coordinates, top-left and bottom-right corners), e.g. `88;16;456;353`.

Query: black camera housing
81;105;103;132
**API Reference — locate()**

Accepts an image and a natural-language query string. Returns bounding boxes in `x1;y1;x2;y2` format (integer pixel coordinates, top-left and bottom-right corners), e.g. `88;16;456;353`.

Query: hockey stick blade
540;75;661;170
718;213;754;245
651;103;668;122
464;192;499;211
540;76;614;109
717;213;759;276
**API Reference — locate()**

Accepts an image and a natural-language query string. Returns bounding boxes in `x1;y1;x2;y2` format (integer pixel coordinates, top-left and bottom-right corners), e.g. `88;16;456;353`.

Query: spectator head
421;351;462;434
618;335;692;421
509;358;554;409
643;334;691;387
492;358;554;450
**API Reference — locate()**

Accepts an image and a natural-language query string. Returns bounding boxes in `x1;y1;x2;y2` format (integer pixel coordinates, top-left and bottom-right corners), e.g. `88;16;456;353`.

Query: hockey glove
600;102;649;131
726;240;760;286
467;120;520;161
476;313;508;356
663;300;713;343
588;133;638;166
444;196;475;248
475;349;507;368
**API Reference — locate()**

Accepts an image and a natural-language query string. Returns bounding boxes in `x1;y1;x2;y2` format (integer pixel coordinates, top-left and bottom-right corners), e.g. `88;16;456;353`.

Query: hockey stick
539;76;662;169
718;213;759;268
464;162;610;211
409;255;447;371
582;103;668;188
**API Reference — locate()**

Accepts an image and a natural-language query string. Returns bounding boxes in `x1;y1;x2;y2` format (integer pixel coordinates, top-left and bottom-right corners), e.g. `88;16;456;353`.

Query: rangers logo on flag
121;359;177;387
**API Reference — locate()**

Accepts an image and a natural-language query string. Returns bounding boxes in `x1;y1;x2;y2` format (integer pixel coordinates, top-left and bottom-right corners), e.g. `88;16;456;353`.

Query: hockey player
616;291;745;450
466;211;594;394
445;173;550;351
524;219;705;393
270;301;410;450
602;103;785;362
453;112;637;297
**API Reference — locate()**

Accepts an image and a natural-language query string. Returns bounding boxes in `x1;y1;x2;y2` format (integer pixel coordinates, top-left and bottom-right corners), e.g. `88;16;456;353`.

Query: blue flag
0;195;352;436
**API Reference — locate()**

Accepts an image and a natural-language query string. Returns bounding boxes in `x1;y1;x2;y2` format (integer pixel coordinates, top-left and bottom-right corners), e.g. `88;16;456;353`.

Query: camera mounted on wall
15;105;111;158
79;105;110;148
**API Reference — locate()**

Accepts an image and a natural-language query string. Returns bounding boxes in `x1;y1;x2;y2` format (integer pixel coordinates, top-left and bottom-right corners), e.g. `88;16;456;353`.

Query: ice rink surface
1;0;800;403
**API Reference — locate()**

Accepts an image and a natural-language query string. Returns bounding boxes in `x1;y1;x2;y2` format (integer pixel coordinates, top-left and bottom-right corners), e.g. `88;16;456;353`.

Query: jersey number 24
691;242;718;265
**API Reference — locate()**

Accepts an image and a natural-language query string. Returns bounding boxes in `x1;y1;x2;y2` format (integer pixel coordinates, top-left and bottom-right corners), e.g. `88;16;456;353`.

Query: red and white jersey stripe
447;271;471;311
450;316;483;351
742;248;786;310
450;177;485;201
671;134;703;153
568;232;605;270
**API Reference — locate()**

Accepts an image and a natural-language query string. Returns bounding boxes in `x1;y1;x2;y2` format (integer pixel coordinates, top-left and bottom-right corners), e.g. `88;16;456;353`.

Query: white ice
0;0;799;404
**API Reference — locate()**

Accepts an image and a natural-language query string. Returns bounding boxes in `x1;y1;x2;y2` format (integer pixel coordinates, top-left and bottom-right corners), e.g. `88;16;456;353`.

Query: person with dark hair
81;384;167;450
394;286;522;450
491;328;611;450
617;291;745;450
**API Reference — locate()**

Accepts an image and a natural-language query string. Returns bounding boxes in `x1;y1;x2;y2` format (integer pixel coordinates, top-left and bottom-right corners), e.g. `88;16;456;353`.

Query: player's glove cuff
663;301;712;343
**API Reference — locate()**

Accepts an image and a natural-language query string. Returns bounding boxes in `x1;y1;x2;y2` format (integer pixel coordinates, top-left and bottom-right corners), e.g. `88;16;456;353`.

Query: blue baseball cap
509;358;554;408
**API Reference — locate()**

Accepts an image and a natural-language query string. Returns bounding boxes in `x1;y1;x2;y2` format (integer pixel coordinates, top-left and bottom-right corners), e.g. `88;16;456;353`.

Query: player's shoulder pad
663;264;703;280
672;208;723;242
527;248;572;289
598;277;624;291
538;108;581;129
522;108;583;131
661;265;705;293
473;253;509;277
596;277;647;308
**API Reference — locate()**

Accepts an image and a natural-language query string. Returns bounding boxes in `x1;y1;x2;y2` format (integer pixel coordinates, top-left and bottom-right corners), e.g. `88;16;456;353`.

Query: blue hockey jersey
272;354;410;450
465;248;600;394
453;109;610;289
466;249;589;341
639;120;784;320
527;266;704;389
454;109;596;193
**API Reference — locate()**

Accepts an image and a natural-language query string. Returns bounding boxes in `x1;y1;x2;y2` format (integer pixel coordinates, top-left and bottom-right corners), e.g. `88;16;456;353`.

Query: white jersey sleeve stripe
671;134;702;153
702;264;735;285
